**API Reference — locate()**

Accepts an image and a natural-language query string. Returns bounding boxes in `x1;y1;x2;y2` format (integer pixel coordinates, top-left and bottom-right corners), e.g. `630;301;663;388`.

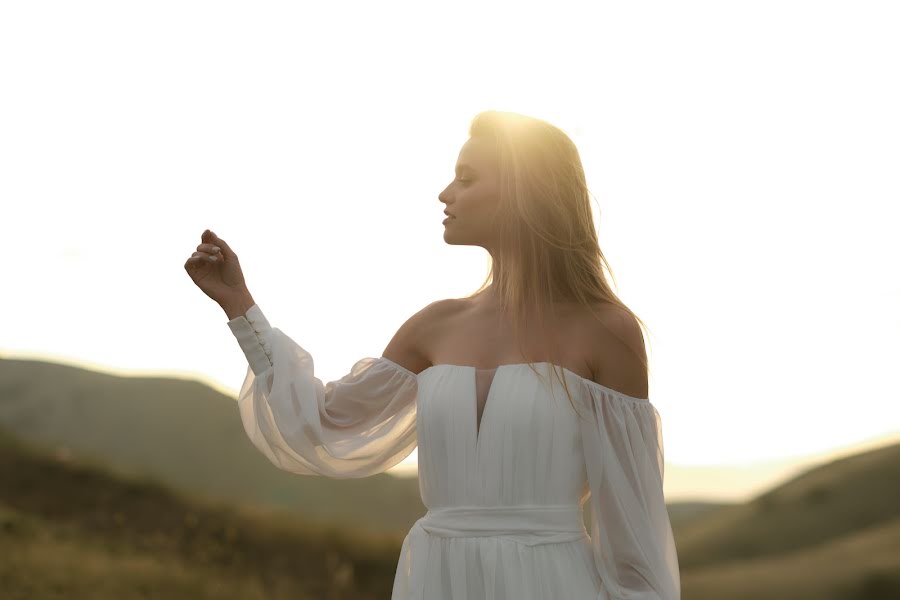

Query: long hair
461;110;652;416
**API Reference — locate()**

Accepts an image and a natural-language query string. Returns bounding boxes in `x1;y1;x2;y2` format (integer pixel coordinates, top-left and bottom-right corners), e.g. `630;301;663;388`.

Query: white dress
227;304;681;600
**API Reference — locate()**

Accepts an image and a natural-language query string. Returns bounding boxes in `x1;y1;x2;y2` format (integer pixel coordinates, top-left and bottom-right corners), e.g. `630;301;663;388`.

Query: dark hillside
0;430;401;599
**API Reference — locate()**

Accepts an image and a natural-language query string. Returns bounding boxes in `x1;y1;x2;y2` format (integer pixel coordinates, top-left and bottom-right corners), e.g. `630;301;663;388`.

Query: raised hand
184;230;254;316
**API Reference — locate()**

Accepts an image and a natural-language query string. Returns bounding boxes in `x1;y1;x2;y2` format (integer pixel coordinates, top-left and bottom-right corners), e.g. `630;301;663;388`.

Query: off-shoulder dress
227;304;680;600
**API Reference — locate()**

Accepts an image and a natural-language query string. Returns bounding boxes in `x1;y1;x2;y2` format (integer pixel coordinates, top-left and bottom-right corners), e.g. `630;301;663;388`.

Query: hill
681;515;900;600
674;442;900;569
0;356;425;536
0;429;402;599
675;440;900;599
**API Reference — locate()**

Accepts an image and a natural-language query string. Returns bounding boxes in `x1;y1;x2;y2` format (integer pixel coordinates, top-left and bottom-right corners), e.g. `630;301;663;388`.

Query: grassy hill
0;429;402;599
674;442;900;569
681;516;900;600
0;356;426;536
666;500;733;530
675;441;900;599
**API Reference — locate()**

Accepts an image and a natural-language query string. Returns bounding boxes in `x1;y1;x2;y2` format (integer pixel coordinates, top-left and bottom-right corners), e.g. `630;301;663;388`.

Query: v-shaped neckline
436;364;539;450
473;367;499;446
410;361;651;450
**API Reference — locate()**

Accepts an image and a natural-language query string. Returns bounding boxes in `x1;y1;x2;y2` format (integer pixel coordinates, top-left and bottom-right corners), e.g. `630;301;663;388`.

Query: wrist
221;293;256;320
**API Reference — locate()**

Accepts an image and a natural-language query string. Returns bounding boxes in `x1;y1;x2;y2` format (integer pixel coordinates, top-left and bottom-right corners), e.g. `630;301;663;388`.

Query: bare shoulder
577;302;649;399
380;298;461;375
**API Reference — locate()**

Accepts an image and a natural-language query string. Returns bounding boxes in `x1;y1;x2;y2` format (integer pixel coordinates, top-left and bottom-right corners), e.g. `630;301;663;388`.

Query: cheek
472;189;500;217
465;185;495;208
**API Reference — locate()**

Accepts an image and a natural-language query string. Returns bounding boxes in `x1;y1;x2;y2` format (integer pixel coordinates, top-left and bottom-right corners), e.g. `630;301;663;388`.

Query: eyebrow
455;163;475;174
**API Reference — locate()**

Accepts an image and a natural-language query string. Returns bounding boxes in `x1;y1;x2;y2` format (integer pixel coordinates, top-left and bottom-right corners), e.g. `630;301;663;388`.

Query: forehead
456;137;497;171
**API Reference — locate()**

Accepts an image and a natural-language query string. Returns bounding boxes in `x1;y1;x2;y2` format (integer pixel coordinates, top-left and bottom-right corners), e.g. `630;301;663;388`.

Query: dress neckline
381;358;649;403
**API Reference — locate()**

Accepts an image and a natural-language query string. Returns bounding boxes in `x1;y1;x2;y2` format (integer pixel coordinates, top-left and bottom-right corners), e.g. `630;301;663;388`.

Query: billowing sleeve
577;381;680;600
225;303;418;479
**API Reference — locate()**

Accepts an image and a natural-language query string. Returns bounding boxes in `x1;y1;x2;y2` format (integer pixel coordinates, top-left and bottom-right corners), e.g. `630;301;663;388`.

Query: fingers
184;235;219;273
188;250;219;263
195;242;222;255
193;245;222;263
184;254;214;272
202;229;237;259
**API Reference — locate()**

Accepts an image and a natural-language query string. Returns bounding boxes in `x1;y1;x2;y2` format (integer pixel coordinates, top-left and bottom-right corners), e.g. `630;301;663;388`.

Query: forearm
221;291;257;320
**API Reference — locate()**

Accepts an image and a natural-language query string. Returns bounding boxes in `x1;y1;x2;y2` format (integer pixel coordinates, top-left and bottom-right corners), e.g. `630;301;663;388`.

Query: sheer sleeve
577;381;681;600
225;303;418;479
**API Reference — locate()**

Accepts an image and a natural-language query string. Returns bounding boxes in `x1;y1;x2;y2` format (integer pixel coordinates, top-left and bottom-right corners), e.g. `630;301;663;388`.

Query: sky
2;1;898;501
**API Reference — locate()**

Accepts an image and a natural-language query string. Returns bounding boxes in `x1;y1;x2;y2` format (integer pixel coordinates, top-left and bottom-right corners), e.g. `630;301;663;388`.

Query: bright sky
2;1;898;500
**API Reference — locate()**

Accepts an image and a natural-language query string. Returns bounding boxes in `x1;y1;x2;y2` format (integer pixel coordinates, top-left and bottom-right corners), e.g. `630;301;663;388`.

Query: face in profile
438;136;501;249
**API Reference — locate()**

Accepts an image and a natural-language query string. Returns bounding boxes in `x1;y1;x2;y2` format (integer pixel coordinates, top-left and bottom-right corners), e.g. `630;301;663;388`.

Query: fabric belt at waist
419;503;587;544
397;504;588;599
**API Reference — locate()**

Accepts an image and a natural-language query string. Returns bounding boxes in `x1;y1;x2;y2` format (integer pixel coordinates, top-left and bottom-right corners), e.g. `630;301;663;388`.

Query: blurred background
2;1;898;598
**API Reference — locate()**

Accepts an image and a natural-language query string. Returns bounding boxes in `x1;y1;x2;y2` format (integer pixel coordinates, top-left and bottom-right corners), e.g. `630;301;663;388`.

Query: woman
184;110;680;599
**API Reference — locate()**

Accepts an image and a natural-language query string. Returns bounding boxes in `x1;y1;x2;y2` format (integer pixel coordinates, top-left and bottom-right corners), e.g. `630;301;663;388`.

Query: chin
442;231;462;245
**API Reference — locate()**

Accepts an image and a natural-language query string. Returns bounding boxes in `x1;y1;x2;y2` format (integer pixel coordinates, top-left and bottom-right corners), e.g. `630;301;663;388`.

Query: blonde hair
462;110;652;416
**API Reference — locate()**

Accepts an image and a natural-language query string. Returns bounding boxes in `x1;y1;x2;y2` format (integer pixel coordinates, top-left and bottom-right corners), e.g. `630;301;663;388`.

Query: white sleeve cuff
226;304;274;376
